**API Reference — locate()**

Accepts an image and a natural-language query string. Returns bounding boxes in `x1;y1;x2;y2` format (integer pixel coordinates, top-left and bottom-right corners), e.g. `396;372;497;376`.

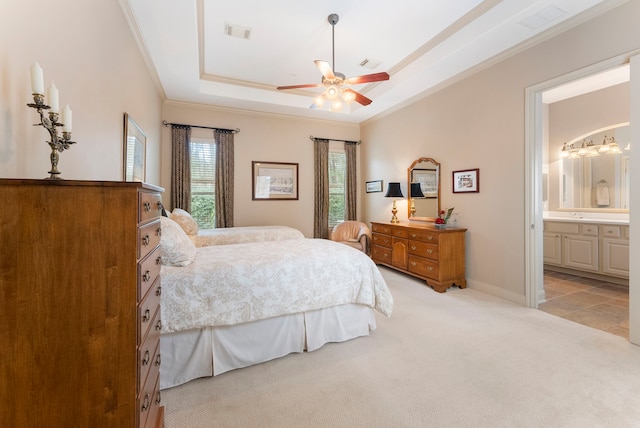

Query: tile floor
539;270;629;339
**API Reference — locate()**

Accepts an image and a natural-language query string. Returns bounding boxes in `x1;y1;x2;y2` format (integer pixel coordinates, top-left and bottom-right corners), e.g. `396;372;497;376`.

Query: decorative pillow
171;208;199;235
159;217;197;266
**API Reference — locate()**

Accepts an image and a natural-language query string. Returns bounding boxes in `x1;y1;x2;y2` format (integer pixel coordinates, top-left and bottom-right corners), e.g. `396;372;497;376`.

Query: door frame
524;51;638;344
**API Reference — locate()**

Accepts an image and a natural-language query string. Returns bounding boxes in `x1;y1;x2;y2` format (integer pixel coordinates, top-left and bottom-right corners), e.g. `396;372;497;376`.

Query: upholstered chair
329;221;372;255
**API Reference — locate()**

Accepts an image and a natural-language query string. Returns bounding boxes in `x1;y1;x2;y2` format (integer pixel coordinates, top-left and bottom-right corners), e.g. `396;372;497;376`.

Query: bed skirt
160;304;376;390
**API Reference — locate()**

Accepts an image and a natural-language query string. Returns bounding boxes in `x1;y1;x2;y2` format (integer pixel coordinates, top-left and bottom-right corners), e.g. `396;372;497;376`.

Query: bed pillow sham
160;217;197;266
171;208;199;235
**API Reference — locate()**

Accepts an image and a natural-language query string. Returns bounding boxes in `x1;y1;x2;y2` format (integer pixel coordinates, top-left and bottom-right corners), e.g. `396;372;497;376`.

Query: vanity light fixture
561;136;625;158
409;183;424;217
385;182;404;224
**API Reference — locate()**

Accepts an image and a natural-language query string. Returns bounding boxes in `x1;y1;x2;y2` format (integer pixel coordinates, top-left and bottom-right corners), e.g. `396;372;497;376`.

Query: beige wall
162;102;360;237
361;0;640;303
0;0;162;183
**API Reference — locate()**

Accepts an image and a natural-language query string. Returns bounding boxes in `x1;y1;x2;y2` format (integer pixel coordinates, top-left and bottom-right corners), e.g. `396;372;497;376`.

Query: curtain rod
309;135;361;145
162;120;240;133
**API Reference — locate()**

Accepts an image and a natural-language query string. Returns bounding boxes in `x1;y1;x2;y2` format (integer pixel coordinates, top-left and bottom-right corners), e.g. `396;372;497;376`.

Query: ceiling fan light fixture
314;95;325;106
331;99;343;111
342;90;356;104
325;85;339;100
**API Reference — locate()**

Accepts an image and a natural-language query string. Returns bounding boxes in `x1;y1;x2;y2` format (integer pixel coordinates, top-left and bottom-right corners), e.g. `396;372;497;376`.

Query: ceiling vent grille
224;23;252;39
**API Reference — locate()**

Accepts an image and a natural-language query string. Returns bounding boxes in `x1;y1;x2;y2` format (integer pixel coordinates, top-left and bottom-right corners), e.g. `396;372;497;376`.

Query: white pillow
159;217;197;266
171;208;199;235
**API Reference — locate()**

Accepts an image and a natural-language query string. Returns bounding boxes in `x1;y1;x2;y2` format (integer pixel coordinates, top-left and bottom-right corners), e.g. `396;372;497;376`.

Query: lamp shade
385;182;403;198
410;183;424;198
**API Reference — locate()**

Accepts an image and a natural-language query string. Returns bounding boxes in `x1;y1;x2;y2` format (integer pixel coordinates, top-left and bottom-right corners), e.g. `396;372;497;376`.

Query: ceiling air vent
224;22;252;40
359;58;381;70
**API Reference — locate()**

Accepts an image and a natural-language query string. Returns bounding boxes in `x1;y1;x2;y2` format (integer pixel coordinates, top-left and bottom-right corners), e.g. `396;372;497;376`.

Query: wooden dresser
0;179;164;428
371;221;467;293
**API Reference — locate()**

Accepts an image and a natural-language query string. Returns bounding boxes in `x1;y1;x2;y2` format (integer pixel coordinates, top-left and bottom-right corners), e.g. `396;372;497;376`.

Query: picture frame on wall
252;161;299;200
123;113;146;182
452;168;480;193
366;180;383;193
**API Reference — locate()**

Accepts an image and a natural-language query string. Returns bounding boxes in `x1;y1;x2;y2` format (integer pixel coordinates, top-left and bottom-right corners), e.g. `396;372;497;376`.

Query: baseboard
466;278;526;306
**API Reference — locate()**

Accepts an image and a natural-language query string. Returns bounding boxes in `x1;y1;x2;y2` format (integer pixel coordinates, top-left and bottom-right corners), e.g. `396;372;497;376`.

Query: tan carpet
162;267;640;428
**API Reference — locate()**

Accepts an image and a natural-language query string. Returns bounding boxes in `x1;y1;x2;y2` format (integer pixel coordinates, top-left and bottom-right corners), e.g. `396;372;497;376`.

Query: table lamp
385;182;404;223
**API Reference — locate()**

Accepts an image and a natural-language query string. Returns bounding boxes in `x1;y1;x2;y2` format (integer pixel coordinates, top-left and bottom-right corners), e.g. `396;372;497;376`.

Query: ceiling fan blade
345;72;390;85
314;60;335;80
277;83;323;90
344;89;372;106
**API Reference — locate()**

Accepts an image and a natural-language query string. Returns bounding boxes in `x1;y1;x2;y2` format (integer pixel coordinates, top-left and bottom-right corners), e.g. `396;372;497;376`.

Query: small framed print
366;180;383;193
252;161;299;200
123;113;146;182
452;168;479;193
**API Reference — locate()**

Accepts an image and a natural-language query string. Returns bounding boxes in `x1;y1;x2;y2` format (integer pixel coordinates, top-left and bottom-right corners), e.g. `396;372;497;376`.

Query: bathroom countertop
543;216;629;225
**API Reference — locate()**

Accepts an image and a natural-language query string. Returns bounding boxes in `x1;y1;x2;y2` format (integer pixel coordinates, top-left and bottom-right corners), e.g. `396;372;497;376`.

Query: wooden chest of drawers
0;179;164;428
371;221;467;293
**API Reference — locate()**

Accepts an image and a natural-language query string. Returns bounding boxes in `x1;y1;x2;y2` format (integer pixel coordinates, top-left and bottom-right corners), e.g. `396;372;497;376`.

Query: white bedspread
161;238;393;333
190;225;304;247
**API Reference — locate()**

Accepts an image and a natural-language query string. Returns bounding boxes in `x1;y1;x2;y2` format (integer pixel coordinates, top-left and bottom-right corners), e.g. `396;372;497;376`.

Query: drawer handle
155;353;162;367
156;227;162;237
156;319;162;331
411;233;417;238
410;245;417;250
156;286;162;297
410;262;417;266
141;394;150;412
427;266;434;271
156;201;163;211
155;256;162;265
427;249;433;254
142;234;150;246
142;350;150;366
143;308;150;322
427;236;433;241
143;202;151;212
156;390;162;405
142;270;151;282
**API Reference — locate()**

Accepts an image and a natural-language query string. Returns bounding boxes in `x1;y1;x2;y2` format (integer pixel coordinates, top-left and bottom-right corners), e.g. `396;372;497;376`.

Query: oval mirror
407;157;440;221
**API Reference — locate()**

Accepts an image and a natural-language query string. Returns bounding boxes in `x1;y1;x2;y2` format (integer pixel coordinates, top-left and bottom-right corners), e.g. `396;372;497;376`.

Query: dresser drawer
138;339;161;428
138;307;161;394
139;277;161;341
372;245;392;263
371;223;391;235
408;240;439;261
139;219;162;260
372;233;392;248
139;248;161;300
139;192;163;223
145;377;163;428
407;229;438;243
408;255;439;280
391;227;409;239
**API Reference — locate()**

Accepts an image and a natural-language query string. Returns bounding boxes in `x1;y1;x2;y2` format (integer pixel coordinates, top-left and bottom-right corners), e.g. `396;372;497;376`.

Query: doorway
524;51;639;345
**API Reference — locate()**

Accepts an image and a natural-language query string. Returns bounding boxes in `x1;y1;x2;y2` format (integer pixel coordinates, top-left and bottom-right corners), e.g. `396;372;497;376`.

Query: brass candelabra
27;94;75;179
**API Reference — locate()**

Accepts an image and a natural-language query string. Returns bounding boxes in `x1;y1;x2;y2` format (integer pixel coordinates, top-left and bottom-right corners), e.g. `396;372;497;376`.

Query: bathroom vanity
543;217;629;284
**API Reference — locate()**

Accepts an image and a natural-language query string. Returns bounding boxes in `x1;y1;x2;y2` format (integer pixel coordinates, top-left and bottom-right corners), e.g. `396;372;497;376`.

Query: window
190;139;216;228
328;145;346;228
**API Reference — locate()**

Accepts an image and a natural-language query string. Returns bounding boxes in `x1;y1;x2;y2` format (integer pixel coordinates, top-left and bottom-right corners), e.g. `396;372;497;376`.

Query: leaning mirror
123;113;146;182
407;157;440;221
560;123;630;211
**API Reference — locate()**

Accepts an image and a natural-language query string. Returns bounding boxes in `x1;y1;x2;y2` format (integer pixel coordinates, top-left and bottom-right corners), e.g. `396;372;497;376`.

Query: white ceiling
122;0;621;124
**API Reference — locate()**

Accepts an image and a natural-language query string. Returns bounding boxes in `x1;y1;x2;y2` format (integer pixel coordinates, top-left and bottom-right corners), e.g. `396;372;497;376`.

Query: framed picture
411;168;438;198
366;180;383;193
123;113;146;182
252;161;299;200
452;168;480;193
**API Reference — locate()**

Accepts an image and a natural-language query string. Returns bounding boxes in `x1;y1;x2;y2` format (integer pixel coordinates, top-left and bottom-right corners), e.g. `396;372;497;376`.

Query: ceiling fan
276;13;389;109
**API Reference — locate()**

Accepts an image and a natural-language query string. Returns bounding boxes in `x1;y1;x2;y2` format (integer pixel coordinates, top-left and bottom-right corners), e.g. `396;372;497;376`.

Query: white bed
157;226;393;390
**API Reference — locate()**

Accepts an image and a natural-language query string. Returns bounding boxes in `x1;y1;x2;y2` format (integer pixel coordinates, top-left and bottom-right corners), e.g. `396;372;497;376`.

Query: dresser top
371;221;467;233
0;178;163;192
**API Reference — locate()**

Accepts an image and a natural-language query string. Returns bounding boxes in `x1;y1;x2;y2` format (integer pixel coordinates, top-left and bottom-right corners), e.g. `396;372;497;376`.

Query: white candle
31;62;44;95
61;105;72;132
48;82;59;113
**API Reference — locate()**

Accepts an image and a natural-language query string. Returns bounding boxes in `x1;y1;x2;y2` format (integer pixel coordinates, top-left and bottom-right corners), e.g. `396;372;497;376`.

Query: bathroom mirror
560;124;630;211
407;157;440;221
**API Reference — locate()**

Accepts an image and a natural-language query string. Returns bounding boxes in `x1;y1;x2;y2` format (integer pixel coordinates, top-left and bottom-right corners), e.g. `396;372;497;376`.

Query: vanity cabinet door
602;237;629;278
563;234;599;272
543;233;562;265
